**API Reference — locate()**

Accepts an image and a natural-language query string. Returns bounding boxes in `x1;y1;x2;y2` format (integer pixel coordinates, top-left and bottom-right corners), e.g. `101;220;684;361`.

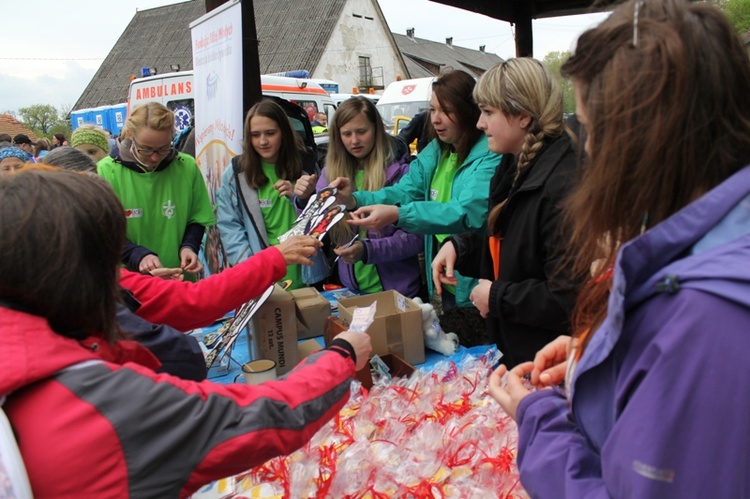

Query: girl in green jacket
331;70;501;345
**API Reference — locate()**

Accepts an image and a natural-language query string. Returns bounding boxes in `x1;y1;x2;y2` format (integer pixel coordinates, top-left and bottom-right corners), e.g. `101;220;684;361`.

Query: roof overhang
429;0;617;56
429;0;616;23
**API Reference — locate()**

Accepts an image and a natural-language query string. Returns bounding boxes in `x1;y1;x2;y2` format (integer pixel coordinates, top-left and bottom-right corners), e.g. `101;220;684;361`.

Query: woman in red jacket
0;169;371;498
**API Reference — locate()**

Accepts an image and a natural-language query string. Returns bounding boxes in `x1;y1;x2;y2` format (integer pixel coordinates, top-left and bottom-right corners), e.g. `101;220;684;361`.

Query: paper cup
236;359;277;385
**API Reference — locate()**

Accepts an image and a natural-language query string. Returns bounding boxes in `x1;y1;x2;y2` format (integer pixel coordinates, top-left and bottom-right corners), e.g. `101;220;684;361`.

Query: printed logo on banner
124;208;143;218
206;72;219;101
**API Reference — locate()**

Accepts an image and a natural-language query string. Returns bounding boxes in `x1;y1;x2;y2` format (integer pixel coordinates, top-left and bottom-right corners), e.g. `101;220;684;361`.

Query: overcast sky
0;0;609;115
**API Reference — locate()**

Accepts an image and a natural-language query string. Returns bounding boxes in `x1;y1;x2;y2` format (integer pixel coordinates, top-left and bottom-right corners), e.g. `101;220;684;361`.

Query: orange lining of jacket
489;235;501;280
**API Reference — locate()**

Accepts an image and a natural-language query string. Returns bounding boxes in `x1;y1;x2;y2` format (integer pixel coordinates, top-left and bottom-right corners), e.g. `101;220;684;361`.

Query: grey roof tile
74;0;503;110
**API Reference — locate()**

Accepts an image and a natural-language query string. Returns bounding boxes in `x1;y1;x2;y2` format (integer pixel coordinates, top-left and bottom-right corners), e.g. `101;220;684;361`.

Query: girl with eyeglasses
98;102;215;282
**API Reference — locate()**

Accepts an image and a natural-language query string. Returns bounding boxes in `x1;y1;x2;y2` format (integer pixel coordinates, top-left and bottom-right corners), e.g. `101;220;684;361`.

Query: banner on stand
190;0;243;274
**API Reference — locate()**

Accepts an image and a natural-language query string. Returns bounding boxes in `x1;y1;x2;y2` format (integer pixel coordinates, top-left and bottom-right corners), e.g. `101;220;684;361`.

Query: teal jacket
354;135;501;306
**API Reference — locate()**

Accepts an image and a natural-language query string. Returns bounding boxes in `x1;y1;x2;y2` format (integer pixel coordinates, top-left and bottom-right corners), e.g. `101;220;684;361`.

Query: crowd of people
2;0;750;496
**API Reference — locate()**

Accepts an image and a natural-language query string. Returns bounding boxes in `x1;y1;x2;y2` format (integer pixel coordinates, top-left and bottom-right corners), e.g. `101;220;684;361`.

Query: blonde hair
325;97;397;244
326;97;392;192
122;102;175;139
474;58;565;234
474;58;564;175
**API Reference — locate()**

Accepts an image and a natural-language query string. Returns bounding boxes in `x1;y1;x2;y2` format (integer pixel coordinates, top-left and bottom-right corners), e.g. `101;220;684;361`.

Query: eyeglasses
132;138;174;156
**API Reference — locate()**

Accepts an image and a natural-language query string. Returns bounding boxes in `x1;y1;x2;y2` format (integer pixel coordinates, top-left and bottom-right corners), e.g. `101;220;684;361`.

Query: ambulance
127;71;336;133
376;77;435;132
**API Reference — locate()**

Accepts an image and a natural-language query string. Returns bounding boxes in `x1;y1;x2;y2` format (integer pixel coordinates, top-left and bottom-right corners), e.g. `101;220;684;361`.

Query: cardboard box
297;338;323;358
289;287;332;340
323;315;348;345
248;284;299;375
357;354;415;390
322;316;414;389
337;290;425;365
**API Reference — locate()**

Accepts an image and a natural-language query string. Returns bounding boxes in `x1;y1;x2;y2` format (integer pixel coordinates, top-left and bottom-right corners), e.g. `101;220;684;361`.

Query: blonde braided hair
474;58;565;231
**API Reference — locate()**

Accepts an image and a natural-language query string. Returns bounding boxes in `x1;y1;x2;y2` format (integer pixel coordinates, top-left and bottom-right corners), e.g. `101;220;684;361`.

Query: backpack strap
232;156;268;250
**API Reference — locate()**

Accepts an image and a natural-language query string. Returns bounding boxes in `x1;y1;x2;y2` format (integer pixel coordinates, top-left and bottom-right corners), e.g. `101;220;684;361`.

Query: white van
376;77;435;131
128;72;336;133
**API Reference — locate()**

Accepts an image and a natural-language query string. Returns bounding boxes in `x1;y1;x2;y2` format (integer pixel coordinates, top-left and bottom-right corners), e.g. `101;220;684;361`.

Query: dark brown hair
561;0;750;355
431;70;483;166
0;170;126;340
240;99;306;189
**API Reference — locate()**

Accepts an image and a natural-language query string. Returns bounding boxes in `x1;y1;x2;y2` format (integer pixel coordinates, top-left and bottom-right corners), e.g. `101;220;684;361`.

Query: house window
359;56;373;88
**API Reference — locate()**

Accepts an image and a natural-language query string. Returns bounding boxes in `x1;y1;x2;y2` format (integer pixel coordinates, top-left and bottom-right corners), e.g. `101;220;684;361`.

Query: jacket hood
384;152;411;185
576;164;750;390
621;165;750;311
0;307;160;396
0;308;101;396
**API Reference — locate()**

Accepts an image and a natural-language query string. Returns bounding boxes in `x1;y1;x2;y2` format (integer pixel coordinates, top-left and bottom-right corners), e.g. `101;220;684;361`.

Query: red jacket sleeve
119;246;287;331
173;348;356;496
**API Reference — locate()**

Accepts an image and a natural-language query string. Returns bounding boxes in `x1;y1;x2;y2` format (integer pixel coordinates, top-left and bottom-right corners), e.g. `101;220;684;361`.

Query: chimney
406;27;415;40
446;37;453;47
479;45;486;53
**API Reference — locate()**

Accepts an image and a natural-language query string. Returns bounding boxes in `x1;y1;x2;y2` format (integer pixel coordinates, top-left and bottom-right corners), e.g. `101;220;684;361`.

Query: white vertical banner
190;0;243;274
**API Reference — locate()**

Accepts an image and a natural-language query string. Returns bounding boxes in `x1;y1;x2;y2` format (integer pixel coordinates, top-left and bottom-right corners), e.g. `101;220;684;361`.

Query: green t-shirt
258;162;302;290
429;151;459;294
352;170;384;294
97;153;215;282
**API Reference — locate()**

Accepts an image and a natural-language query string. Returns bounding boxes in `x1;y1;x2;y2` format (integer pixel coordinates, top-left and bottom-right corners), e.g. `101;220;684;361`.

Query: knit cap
0;147;30;163
71;128;109;153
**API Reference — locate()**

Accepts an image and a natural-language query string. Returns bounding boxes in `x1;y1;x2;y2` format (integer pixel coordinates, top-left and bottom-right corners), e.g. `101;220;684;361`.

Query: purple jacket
317;157;423;298
515;165;750;497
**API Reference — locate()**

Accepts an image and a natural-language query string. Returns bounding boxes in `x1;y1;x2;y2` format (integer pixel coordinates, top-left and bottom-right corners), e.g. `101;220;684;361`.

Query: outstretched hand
275;235;323;266
348;204;398;231
333;330;373;371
